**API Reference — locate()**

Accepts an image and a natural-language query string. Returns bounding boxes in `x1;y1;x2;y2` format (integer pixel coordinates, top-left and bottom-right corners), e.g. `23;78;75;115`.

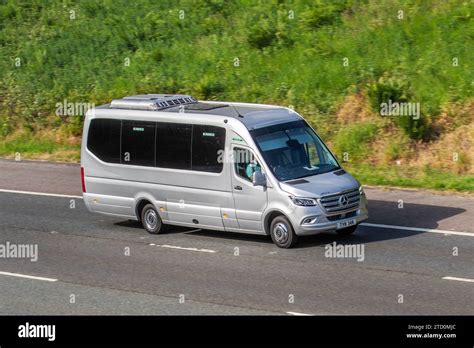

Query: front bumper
294;209;368;236
291;195;369;236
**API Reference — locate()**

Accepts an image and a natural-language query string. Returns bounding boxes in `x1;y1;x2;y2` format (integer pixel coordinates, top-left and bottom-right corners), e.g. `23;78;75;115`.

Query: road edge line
0;189;82;199
0;271;58;282
442;276;474;283
360;223;473;237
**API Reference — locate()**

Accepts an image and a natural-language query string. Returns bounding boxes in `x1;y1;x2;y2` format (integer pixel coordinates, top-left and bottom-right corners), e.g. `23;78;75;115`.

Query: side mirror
252;171;266;187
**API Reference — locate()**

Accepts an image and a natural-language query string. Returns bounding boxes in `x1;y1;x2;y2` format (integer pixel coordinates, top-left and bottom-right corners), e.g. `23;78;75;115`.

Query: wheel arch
134;192;159;221
135;199;153;221
263;209;290;236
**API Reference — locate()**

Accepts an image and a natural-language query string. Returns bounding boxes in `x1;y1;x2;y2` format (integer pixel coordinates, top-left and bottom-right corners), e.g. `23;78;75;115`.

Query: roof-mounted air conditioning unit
110;94;197;111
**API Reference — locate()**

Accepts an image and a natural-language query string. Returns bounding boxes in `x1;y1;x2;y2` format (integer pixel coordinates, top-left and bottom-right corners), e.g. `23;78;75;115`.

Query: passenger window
233;147;262;182
192;125;226;173
87;118;121;163
121;121;156;166
156;122;192;170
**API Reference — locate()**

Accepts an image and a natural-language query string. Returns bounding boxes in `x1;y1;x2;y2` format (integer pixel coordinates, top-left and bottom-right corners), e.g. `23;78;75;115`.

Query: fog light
302;217;318;224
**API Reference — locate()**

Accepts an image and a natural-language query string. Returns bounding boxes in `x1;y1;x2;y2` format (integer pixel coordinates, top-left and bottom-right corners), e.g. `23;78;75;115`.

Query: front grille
318;188;360;213
326;210;358;221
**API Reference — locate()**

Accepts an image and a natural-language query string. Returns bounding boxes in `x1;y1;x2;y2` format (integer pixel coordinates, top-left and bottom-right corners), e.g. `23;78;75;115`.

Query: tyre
336;224;358;236
141;204;165;234
270;215;298;248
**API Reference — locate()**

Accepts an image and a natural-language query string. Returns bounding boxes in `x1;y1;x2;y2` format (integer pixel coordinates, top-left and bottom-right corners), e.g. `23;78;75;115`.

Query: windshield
250;120;340;181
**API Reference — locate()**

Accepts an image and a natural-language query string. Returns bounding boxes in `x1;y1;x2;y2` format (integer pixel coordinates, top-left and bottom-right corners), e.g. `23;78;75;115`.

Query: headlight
359;186;365;195
289;196;317;206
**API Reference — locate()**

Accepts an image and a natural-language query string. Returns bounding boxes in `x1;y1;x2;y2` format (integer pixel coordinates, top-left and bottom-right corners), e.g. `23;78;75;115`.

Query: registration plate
336;219;356;229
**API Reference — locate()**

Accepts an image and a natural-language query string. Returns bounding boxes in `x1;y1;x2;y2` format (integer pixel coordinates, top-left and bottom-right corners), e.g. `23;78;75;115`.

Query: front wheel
336;224;358;236
270;216;298;248
141;204;165;234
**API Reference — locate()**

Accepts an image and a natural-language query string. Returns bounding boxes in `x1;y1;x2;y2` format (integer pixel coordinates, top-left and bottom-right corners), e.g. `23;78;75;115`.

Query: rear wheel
141;204;165;234
336;224;358;236
270;216;298;248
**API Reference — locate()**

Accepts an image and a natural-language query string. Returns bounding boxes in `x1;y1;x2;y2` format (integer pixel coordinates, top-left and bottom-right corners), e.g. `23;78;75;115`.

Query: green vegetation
332;121;381;161
347;164;474;192
0;0;472;191
0;129;80;162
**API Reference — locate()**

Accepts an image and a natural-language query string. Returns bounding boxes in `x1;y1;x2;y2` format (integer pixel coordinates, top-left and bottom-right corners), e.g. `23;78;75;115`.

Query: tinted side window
192;125;226;173
156;123;192;170
87;119;121;163
121;121;156;166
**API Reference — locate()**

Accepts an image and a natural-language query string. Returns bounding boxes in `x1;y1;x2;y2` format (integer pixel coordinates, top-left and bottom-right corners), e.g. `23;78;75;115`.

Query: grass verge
346;164;474;192
0;131;81;162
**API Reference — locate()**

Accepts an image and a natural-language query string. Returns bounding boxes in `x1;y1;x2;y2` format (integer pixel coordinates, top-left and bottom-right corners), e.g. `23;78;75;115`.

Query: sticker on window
202;132;215;137
133;127;145;132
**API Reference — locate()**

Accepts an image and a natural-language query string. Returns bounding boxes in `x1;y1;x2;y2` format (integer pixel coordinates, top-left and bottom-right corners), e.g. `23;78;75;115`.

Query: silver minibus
81;94;368;248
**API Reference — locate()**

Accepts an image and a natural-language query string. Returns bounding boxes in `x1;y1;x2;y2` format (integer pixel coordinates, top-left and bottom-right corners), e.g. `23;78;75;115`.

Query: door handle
234;185;242;191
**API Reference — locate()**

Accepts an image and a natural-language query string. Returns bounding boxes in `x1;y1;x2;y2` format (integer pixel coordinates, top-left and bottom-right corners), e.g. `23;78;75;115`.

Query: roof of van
96;94;302;130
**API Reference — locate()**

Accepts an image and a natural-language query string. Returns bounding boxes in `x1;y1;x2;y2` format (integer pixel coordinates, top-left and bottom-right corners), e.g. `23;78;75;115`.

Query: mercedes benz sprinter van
81;94;368;248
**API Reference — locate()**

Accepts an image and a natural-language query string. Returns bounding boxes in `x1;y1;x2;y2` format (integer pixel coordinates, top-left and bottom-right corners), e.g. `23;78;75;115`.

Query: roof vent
110;94;197;111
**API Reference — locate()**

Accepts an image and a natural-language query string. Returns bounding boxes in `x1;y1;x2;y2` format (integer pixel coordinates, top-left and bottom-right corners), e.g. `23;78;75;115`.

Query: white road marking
0;188;82;199
286;311;313;316
360;223;473;237
160;244;217;253
0;271;58;282
149;243;217;253
442;276;474;283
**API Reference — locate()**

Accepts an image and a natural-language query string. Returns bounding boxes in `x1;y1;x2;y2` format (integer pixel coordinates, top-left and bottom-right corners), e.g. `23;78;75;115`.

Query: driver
245;161;261;180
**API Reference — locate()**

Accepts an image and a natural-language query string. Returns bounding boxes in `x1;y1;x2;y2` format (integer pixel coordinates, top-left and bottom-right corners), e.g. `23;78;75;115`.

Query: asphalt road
0;159;473;315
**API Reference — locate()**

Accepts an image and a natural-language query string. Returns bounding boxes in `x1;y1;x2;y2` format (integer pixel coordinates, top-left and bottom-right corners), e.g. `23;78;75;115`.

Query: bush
299;1;352;29
247;16;277;49
197;78;225;99
332;122;380;162
367;75;429;140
